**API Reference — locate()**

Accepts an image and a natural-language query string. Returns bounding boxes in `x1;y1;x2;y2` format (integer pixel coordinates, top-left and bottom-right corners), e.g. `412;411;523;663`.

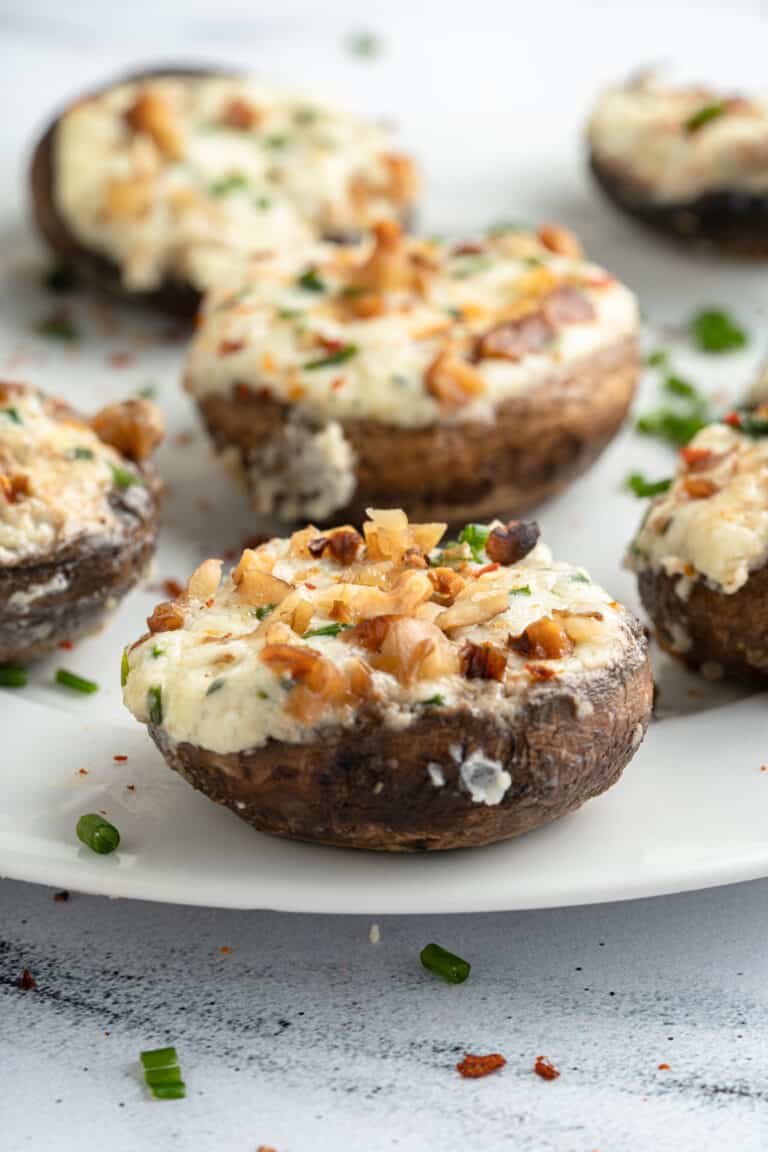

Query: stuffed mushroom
0;382;163;663
123;508;653;851
185;220;640;525
589;75;768;254
30;68;418;313
629;411;768;682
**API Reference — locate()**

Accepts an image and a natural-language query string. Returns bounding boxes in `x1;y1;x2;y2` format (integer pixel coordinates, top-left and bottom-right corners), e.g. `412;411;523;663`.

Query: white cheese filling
590;81;768;202
630;423;768;594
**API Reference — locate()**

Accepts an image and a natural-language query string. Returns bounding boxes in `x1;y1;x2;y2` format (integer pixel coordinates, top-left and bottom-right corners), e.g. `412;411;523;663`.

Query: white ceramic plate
1;28;767;912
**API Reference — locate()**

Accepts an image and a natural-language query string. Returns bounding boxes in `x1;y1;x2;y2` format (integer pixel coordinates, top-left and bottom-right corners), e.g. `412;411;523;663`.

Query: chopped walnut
103;177;153;220
537;223;583;258
486;520;540;565
0;473;30;503
683;476;718;499
125;88;184;159
187;558;223;600
91;398;164;462
508;617;574;660
542;284;595;325
220;97;262;130
460;640;507;682
350;219;413;293
475;311;555;362
147;601;184;634
234;560;292;608
428;566;466;605
424;346;486;408
381;153;420;205
307;528;363;566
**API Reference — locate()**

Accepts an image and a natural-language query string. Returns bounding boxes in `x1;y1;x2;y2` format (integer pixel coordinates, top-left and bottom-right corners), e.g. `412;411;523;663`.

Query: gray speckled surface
2;877;767;1150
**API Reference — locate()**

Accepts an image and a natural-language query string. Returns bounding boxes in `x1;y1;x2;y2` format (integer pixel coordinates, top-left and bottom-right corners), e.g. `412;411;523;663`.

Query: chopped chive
2;407;21;424
43;263;78;294
303;623;352;639
149;1082;186;1100
121;648;130;687
254;195;271;211
137;383;158;399
509;585;532;596
209;172;249;196
686;101;726;133
420;942;471;984
635;408;709;446
304;344;357;371
626;472;672;498
418;694;445;708
458;523;490;562
145;1066;183;1087
663;373;699;399
67;446;94;460
570;571;591;583
110;463;143;489
151;645;164;659
206;677;225;695
263;132;290;149
293;105;319;126
346;29;383;58
691;309;747;353
35;310;79;342
0;664;28;688
277;307;302;320
646;348;669;368
140;1047;179;1071
254;604;275;621
148;685;163;725
76;813;120;855
56;668;99;694
488;219;525;235
296;267;326;293
337;284;368;299
257;689;270;700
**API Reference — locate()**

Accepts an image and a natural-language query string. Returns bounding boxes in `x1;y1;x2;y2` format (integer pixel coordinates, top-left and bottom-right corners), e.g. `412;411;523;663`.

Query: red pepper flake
18;968;37;991
657;1062;671;1071
317;336;344;354
680;445;712;467
78;768;89;776
474;563;500;577
304;582;317;590
109;351;135;369
219;945;232;955
330;376;345;391
760;765;767;773
113;754;128;763
205;597;215;608
53;890;70;903
534;1056;560;1081
219;339;246;357
456;1053;506;1079
163;579;184;599
724;411;742;428
58;639;74;651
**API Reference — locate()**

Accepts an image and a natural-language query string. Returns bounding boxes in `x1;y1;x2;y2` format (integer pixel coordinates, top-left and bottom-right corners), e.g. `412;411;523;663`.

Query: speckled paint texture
2;878;767;1151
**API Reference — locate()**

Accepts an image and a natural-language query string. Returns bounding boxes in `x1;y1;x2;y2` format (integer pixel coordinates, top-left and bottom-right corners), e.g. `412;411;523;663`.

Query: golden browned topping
148;601;185;633
424;346;486;408
475;312;555;362
125;87;184;159
537;223;584;258
91;398;165;462
509;617;574;660
460;640;507;682
307;527;364;566
485;520;541;565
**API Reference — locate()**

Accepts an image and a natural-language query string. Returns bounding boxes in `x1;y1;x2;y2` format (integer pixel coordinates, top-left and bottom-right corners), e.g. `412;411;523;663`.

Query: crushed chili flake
219;945;232;955
53;890;70;903
724;411;742;428
456;1053;506;1079
163;579;184;599
18;968;37;991
78;768;89;776
219;338;246;356
330;376;345;391
109;351;135;369
304;582;317;590
657;1062;671;1071
680;445;712;468
113;754;128;763
58;639;74;650
534;1056;560;1080
474;563;500;577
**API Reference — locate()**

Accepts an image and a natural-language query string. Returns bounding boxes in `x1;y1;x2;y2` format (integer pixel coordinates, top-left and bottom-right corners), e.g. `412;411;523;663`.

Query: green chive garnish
296;267;326;293
121;648;130;687
570;572;591;583
264;133;289;149
691;309;747;353
303;623;352;639
206;677;225;695
346;29;383;58
646;348;669;368
137;383;158;399
148;685;163;725
145;1066;183;1087
76;813;120;855
458;523;490;563
140;1047;179;1071
293;106;319;126
209;172;250;196
663;374;699;399
56;668;99;694
626;472;672;498
686;102;726;133
304;344;357;370
635;409;709;446
420;942;471;984
151;645;164;658
2;406;21;424
67;446;94;460
418;694;445;708
110;463;143;489
254;604;275;621
509;585;532;596
150;1083;186;1100
0;664;28;688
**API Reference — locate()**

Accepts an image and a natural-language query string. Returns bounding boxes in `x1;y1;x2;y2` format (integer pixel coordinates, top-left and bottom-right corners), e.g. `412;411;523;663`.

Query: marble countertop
2;876;767;1151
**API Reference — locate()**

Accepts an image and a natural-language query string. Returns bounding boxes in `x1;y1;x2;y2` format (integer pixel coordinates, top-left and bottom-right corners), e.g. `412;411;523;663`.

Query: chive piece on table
76;813;120;855
0;664;28;688
420;942;471;984
56;668;99;694
626;472;672;498
691;309;747;354
140;1047;179;1071
150;1082;187;1100
145;1066;184;1087
148;685;163;725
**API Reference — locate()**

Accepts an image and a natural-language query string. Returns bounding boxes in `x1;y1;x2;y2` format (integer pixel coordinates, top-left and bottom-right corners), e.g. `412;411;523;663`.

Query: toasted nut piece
187;558;222;600
235;565;292;608
436;588;510;632
220;97;262;130
553;609;606;645
683;476;718;499
381;153;420;205
475;312;555;362
346;614;458;684
508;617;573;660
537;223;583;258
125;88;184;159
308;527;363;566
103;177;153;220
485;520;540;565
352;219;412;293
460;640;507;682
148;601;184;633
91;398;165;461
271;590;314;635
542;285;595;325
0;473;31;503
428;566;466;606
259;643;347;724
424;347;486;408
